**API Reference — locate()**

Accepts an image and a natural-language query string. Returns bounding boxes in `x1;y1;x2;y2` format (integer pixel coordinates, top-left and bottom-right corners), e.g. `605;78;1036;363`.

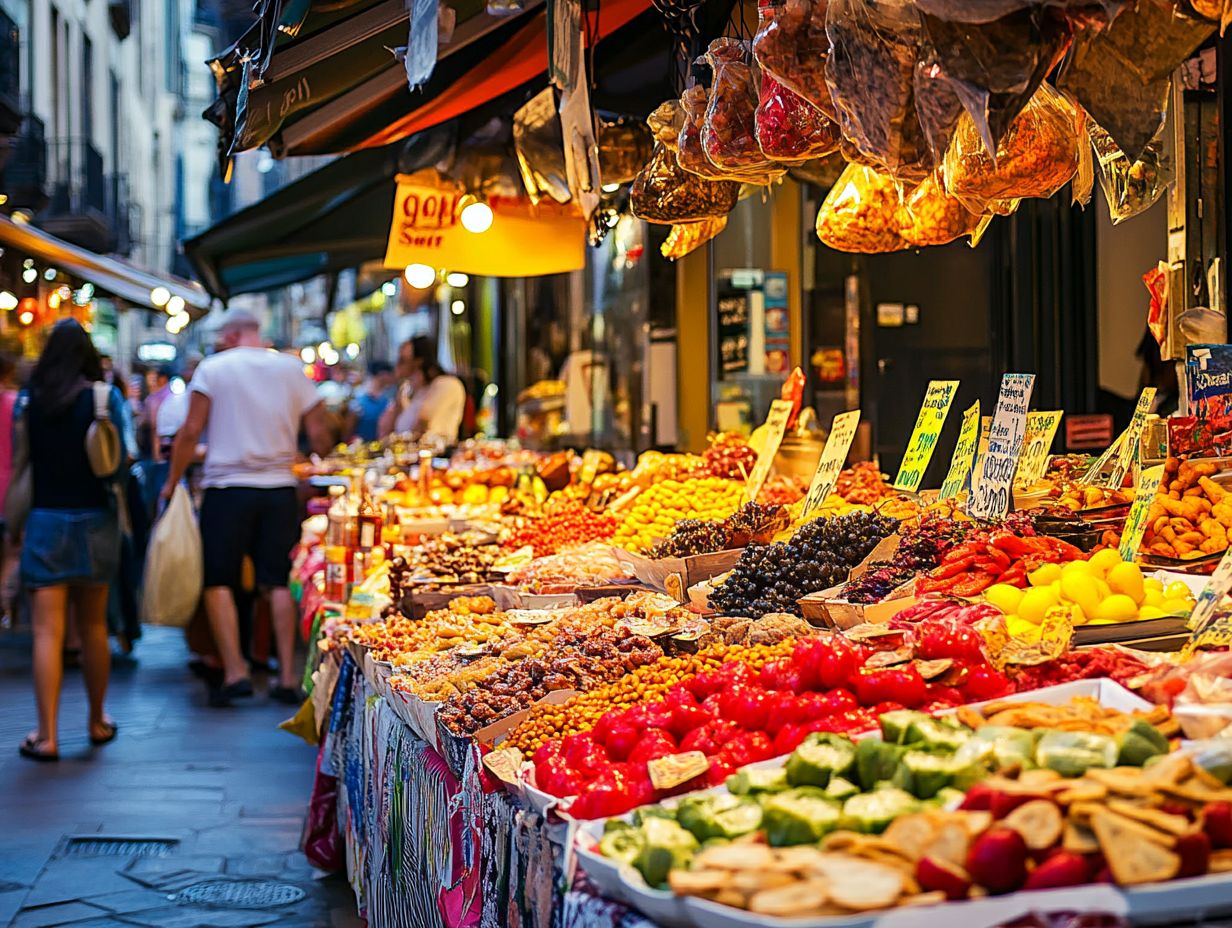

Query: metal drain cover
175;879;305;908
62;837;178;858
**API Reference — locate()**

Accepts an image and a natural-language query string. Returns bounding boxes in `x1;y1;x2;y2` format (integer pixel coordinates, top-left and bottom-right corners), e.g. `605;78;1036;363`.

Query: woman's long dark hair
28;319;103;414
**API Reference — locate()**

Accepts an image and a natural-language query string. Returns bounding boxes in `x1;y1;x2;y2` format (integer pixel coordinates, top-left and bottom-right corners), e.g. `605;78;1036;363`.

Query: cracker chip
1004;799;1064;850
1107;800;1191;837
961;810;993;836
1141;752;1191;786
768;847;826;872
883;814;938;861
924;821;972;867
901;891;947;908
696;843;777;870
1085;767;1157;797
732;870;795;895
668;869;728;895
1056;780;1108;805
1091;810;1181;885
815;857;905;911
747;879;831;916
1062;820;1100;855
1018;769;1062;787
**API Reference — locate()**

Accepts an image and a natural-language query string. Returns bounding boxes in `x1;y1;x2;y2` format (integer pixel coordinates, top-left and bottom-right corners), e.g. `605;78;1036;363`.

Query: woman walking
16;320;131;761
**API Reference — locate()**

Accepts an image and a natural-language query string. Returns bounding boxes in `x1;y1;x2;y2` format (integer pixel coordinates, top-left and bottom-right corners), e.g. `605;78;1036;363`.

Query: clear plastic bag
897;174;985;247
142;484;203;627
756;74;842;162
631;142;741;223
753;0;837;119
913;0;1124;26
1058;0;1213;163
702;39;780;173
917;8;1070;157
814;162;909;253
913;58;966;166
648;99;685;151
944;83;1082;209
824;0;934;182
679;81;784;184
661;216;729;259
597;115;653;185
787;153;847;188
1088;120;1171;225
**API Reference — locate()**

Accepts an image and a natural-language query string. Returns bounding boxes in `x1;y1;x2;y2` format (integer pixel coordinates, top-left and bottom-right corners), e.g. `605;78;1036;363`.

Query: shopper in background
17;319;131;761
386;336;467;446
161;310;332;707
348;361;395;443
0;354;18;625
155;354;202;466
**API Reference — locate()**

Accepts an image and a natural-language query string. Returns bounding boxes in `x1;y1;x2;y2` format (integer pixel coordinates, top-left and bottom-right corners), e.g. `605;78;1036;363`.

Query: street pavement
0;625;363;928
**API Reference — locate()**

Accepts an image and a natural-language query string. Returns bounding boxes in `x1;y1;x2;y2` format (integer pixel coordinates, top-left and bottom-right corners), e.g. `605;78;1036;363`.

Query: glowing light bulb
403;264;436;288
150;286;171;307
446;272;469;287
460;201;493;234
0;292;16;311
300;346;316;364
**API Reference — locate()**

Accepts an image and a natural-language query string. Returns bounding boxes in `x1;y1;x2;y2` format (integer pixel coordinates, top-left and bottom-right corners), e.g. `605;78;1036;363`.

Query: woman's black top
28;386;110;510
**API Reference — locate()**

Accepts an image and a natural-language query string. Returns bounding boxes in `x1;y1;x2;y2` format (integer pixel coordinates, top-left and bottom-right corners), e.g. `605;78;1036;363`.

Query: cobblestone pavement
0;625;363;928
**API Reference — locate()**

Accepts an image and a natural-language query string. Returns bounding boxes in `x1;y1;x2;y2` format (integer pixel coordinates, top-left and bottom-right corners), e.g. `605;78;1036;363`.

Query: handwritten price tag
1118;464;1165;562
894;380;959;492
969;374;1036;520
1188;547;1232;635
801;410;861;520
1014;411;1064;487
1109;388;1156;488
744;399;794;504
939;401;981;501
1080;426;1128;485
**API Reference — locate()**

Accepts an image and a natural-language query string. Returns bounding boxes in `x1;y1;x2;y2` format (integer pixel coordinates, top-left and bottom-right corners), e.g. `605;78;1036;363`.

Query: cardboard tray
612;548;745;603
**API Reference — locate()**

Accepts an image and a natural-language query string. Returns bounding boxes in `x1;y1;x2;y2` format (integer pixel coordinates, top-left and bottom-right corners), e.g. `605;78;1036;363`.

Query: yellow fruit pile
982;547;1196;641
613;477;745;552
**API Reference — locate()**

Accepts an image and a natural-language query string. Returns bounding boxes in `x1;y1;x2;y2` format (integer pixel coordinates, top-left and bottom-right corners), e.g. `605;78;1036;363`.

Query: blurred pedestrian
15;320;131;761
161;311;332;707
383;336;467;446
0;353;19;625
347;361;395;443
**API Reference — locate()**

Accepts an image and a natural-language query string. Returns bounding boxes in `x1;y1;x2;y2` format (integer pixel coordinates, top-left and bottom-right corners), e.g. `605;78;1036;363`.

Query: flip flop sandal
89;722;119;746
19;736;59;762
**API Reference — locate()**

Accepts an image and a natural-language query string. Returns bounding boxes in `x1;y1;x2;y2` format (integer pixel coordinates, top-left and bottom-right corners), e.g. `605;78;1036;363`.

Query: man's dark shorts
199;486;299;589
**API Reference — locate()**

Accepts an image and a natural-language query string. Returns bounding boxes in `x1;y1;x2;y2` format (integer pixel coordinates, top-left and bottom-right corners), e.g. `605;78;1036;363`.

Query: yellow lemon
1106;561;1145;605
1060;572;1100;616
1069;603;1088;625
985;584;1025;615
1093;594;1138;623
1062;560;1096;579
1143;588;1165;608
1165;581;1193;601
1162;597;1193;616
1144;577;1164;593
1006;616;1041;641
1093;579;1112;601
1137;605;1167;620
1018;587;1061;625
1029;563;1062;587
1088;548;1123;575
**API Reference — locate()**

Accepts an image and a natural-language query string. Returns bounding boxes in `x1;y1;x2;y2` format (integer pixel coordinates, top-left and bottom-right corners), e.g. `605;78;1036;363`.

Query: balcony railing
0;10;19;133
41;138;132;254
2;114;47;208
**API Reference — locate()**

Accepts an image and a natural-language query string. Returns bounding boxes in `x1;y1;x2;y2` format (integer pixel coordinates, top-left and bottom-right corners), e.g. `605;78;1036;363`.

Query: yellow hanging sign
939;401;981;501
893;380;959;492
384;173;586;278
1014;411;1064;487
744;399;794;503
1118;464;1165;562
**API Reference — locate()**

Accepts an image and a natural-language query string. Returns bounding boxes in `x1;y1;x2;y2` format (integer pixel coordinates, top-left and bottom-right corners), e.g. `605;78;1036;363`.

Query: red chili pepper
990;533;1032;557
930;554;978;579
949;572;995;597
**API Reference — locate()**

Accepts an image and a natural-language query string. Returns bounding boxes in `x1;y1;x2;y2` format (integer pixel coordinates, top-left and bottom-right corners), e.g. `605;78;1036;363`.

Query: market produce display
506;541;633;591
505;498;618;556
612;476;745;552
709;512;899;616
648;501;786;558
1141;457;1232;560
913;528;1085;596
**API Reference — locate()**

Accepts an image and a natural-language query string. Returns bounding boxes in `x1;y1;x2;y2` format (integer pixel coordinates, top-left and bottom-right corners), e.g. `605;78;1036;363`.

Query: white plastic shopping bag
142;484;203;627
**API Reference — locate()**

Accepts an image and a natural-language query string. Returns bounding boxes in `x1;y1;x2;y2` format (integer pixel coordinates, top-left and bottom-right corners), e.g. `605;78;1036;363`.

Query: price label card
1118;464;1165;562
1188;547;1232;635
1109;387;1156;488
1014;411;1064;487
893;380;959;492
939;401;981;501
744;398;794;503
801;410;861;520
1080;426;1128;485
969;374;1036;520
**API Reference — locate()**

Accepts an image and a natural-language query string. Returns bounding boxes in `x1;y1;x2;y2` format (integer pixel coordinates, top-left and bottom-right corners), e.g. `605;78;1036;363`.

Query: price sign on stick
1188;547;1232;636
1080;427;1128;485
801;410;861;520
1118;465;1165;562
969;374;1036;520
894;380;959;492
1014;411;1064;487
743;399;794;503
1109;388;1156;488
939;401;981;501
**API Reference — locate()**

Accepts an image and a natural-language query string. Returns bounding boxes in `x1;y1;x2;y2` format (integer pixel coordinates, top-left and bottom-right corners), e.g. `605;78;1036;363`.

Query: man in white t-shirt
161;311;331;707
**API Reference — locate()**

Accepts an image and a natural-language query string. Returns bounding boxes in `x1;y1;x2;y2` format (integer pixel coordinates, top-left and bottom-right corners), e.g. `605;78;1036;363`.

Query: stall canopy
204;0;708;161
0;214;211;314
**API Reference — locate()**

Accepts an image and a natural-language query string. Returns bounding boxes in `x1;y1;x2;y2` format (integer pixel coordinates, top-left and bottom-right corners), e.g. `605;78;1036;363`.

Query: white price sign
969;374;1036;521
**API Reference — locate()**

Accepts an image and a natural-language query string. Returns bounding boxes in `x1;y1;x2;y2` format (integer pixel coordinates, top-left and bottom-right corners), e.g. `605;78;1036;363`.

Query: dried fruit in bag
1088;121;1171;225
703;39;780;173
897;174;985;247
787;154;846;188
598;116;653;185
1058;0;1213;163
662;217;728;260
756;74;841;162
815;163;909;253
913;0;1123;26
631;142;741;223
914;58;967;165
679;79;784;184
825;0;934;182
944;83;1082;208
753;0;837;119
648;100;686;150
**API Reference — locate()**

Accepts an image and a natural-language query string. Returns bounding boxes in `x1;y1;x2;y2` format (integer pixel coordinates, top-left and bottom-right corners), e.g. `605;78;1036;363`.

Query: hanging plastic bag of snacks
756;74;841;162
752;0;836;119
815;163;909;253
631;142;741;223
661;217;729;259
825;0;933;182
1088;121;1171;225
917;8;1069;158
648;100;685;150
679;82;784;184
1058;0;1212;163
913;0;1124;28
897;174;985;247
598;116;653;185
703;38;781;174
944;83;1082;210
913;59;966;166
